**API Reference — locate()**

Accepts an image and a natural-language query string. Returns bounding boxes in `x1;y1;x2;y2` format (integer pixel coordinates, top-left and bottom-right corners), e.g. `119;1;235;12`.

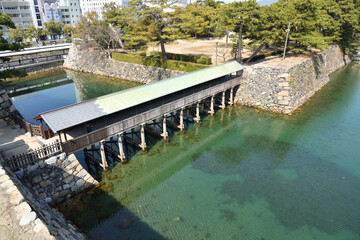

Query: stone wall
25;63;64;74
352;47;360;61
64;45;184;84
0;89;17;127
20;153;98;205
0;156;86;239
236;45;351;114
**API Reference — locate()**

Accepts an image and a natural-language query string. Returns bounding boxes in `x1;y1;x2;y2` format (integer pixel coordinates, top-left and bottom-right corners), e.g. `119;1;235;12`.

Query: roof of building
0;44;70;58
35;60;244;133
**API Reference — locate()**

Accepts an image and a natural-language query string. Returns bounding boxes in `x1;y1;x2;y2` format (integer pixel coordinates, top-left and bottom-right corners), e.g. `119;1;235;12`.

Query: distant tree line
0;13;75;50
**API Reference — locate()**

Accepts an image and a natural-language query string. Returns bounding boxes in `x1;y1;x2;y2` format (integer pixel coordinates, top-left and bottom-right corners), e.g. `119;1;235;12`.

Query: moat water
9;64;360;239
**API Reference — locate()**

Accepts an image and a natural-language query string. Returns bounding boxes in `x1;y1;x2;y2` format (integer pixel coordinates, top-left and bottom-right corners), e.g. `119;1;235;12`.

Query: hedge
149;51;212;65
243;48;294;63
111;52;209;72
0;69;27;80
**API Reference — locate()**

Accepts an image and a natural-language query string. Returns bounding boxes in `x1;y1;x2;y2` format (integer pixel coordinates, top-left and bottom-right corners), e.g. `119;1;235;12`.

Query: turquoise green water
9;70;140;124
57;63;360;239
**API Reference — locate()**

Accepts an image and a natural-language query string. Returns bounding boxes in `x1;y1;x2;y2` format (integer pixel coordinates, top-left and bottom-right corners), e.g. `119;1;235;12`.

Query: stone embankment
236;45;351;114
64;45;184;84
19;153;98;205
0;89;17;127
352;47;360;61
0;156;86;240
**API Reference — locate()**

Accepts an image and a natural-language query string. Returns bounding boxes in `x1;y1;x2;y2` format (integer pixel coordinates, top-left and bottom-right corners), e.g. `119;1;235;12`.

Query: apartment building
56;0;81;25
0;0;45;39
43;2;60;22
79;0;129;19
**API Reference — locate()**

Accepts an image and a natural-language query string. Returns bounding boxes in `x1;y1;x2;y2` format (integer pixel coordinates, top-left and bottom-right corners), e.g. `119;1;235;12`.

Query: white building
79;0;129;19
0;0;45;40
43;2;60;22
56;0;81;26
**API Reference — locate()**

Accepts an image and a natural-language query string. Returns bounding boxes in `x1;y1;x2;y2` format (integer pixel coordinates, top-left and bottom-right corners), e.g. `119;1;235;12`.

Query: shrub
242;48;294;63
149;51;212;65
111;52;208;72
197;56;209;65
66;37;72;43
0;69;27;80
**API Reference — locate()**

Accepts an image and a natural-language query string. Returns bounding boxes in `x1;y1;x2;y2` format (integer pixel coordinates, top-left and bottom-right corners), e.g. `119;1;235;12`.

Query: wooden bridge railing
3;140;62;171
10;112;55;140
62;76;241;154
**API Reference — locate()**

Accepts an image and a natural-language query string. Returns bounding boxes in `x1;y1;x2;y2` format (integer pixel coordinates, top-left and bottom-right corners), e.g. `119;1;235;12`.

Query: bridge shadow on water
77;103;206;182
58;102;243;239
58;186;167;240
59;105;219;239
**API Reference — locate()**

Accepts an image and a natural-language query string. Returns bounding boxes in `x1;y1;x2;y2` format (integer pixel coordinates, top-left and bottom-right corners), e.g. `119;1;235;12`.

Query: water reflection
10;69;141;124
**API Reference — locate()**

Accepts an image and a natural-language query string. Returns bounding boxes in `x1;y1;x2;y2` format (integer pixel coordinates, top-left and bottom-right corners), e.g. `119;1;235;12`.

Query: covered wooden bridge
34;60;244;169
0;44;70;70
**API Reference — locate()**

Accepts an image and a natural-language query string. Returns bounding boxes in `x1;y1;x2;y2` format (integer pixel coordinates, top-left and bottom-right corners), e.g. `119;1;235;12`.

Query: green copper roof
96;60;244;114
38;60;244;132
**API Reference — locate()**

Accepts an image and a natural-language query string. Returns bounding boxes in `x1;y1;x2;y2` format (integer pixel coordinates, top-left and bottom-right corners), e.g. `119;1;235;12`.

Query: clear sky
221;0;278;5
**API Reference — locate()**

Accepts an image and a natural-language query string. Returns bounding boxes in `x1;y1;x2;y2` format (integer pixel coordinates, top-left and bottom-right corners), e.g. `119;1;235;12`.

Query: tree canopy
72;0;360;61
44;20;64;39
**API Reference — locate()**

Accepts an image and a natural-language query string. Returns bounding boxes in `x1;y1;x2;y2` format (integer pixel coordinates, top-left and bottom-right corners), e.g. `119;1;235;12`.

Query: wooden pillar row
195;102;201;124
117;133;126;163
100;140;108;170
228;87;234;106
220;91;226;110
139;124;147;151
178;108;184;132
160;114;168;139
208;95;215;116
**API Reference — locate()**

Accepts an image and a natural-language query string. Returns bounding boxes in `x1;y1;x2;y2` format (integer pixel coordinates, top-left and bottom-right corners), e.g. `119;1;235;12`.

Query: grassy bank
111;52;209;72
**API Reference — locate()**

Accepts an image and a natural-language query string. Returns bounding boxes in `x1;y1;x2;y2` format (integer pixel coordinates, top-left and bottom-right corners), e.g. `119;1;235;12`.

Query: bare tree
75;12;119;58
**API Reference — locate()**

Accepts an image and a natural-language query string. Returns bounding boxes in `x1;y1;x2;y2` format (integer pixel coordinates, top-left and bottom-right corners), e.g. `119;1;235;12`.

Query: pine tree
218;0;260;63
127;0;186;59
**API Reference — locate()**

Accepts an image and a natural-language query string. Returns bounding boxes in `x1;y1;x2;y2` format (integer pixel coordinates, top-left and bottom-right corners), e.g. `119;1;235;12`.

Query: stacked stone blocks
0;89;17;127
64;45;184;84
236;45;351;114
0;158;86;239
22;153;98;205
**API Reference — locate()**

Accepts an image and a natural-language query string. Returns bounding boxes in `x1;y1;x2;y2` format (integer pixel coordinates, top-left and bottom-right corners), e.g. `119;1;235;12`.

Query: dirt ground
0;125;60;160
153;38;310;68
249;54;311;69
150;37;253;65
154;37;309;66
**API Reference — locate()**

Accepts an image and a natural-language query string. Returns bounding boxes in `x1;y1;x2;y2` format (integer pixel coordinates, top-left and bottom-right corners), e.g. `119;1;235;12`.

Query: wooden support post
110;136;114;153
100;141;108;170
58;131;62;143
220;109;224;123
64;131;68;141
92;145;98;162
160;114;168;139
178;108;184;132
194;102;201;124
117;133;126;163
228;87;234;106
208;96;215;115
40;120;46;138
220;91;226;110
139;124;147;151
